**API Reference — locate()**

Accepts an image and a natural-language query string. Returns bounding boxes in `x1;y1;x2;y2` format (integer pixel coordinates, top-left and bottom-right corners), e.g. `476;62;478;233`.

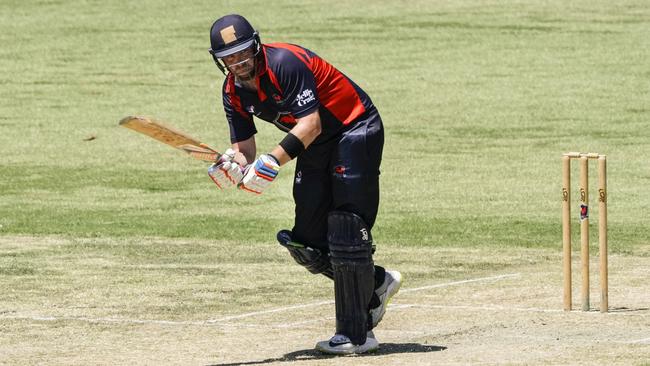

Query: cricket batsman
206;14;401;354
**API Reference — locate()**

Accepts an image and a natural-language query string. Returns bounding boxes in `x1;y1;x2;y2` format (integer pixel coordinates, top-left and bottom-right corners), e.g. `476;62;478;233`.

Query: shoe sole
315;342;379;355
315;331;380;355
372;271;402;327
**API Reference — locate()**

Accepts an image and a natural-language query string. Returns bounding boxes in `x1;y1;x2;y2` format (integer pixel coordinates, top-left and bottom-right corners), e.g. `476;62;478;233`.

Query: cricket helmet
209;14;261;74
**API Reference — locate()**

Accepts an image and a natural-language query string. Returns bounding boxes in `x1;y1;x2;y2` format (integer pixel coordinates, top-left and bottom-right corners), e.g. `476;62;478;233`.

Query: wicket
562;152;608;312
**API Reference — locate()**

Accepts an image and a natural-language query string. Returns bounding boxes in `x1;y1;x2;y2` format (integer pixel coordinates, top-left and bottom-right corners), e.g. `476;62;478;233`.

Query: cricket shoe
315;331;379;355
370;270;402;328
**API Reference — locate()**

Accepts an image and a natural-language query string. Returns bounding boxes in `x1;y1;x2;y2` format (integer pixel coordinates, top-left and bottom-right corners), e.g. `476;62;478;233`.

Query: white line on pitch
206;300;334;323
397;303;564;313
246;274;522;328
208;273;521;324
626;337;650;344
1;272;520;327
8;315;206;326
396;304;649;318
400;273;521;293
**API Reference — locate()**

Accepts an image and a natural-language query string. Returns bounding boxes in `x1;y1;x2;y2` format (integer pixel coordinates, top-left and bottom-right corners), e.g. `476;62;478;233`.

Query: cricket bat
119;116;226;162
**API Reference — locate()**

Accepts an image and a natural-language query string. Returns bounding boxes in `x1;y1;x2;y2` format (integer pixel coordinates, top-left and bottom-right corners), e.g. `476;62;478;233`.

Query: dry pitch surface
1;236;648;365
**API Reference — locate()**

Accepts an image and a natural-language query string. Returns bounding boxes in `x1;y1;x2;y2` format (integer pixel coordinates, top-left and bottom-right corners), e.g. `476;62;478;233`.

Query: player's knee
291;226;327;252
327;210;373;263
277;230;333;278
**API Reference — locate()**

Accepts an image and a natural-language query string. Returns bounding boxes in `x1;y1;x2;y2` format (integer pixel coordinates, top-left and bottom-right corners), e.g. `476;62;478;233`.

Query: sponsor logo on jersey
295;89;316;107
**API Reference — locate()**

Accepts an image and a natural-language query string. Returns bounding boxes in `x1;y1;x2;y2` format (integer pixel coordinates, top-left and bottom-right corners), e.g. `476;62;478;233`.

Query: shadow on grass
207;343;447;366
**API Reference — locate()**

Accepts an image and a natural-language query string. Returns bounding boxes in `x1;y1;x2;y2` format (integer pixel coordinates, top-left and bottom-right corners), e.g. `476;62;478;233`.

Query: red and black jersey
222;43;375;144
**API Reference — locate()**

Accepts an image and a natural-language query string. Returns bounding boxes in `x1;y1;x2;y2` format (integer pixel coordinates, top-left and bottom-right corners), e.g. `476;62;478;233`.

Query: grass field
1;0;649;365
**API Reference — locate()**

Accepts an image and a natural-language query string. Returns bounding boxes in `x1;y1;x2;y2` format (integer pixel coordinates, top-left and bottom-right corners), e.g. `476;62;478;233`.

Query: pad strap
277;230;333;279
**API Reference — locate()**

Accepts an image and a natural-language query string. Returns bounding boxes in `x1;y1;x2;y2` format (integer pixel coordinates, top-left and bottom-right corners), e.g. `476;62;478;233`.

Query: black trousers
291;107;384;252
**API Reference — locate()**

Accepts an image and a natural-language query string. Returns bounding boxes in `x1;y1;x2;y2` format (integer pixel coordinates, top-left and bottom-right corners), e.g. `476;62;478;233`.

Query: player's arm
239;111;319;194
221;76;258;166
269;110;321;166
238;48;322;194
232;136;256;165
209;79;257;190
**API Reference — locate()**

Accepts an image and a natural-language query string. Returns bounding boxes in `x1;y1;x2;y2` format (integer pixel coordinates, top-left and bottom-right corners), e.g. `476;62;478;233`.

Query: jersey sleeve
275;51;320;118
222;79;257;143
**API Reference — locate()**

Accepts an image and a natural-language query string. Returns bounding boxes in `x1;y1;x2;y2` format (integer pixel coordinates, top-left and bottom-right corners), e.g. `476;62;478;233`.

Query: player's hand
238;154;280;194
207;148;245;189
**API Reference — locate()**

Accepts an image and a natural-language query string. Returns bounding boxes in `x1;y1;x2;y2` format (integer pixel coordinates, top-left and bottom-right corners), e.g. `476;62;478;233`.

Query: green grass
1;3;649;364
0;236;315;319
1;0;649;254
0;235;543;321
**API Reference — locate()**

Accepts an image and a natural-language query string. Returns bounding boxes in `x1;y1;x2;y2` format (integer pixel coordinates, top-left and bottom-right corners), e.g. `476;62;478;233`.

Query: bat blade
178;144;220;162
119;116;221;162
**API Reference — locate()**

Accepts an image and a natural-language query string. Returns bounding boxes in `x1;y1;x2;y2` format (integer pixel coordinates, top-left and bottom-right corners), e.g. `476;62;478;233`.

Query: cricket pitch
0;236;648;365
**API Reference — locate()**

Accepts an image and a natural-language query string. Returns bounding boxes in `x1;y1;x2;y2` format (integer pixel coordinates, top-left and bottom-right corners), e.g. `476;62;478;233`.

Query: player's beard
232;59;256;82
236;68;255;82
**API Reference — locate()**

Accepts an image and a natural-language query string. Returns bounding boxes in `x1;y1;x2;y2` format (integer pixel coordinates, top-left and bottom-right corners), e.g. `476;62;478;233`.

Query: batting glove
207;148;245;189
238;154;280;194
